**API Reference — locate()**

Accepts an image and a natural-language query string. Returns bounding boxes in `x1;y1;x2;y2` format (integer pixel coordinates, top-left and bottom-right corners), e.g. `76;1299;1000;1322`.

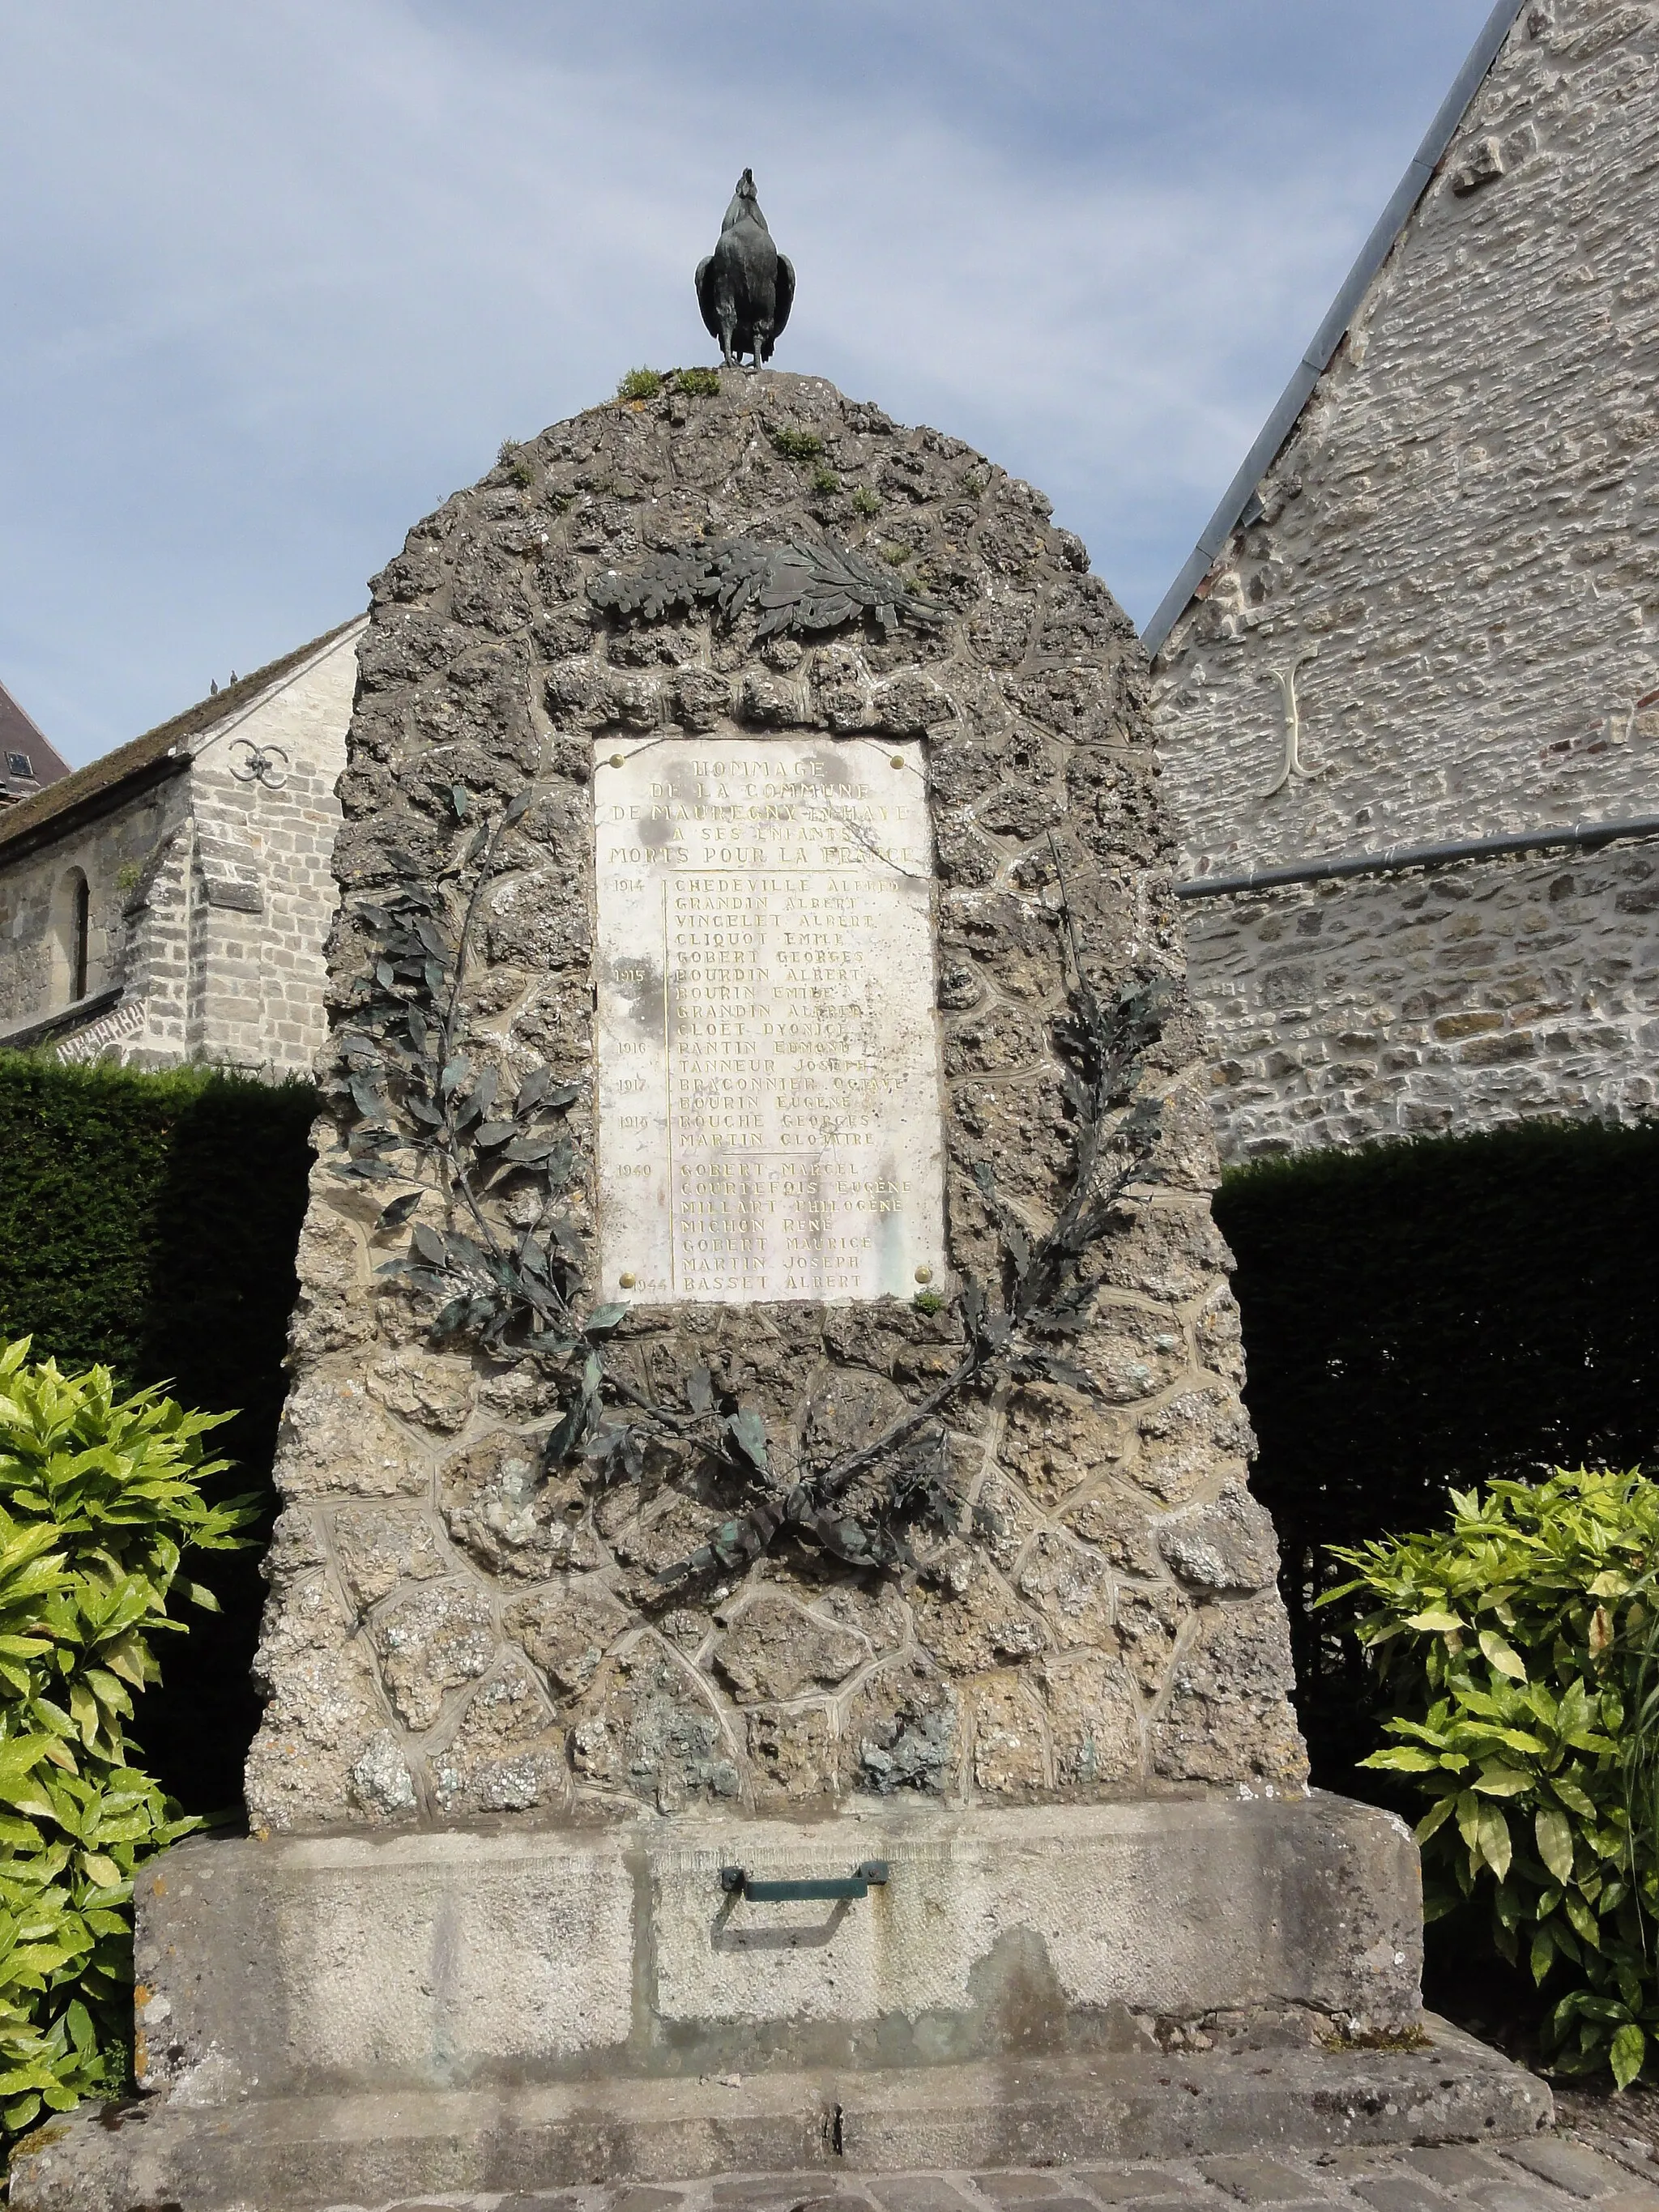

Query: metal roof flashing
1141;0;1530;663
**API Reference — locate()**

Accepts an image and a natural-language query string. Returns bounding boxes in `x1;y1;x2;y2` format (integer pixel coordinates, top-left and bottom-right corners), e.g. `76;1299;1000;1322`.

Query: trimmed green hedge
0;1058;316;1813
1215;1120;1659;1788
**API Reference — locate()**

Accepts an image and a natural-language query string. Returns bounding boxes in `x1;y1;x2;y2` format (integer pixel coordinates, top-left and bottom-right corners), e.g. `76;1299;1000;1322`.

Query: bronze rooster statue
696;169;795;369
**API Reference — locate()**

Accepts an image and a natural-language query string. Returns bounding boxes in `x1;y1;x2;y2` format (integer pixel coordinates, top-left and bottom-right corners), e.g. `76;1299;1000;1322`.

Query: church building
1151;0;1659;1161
0;620;362;1075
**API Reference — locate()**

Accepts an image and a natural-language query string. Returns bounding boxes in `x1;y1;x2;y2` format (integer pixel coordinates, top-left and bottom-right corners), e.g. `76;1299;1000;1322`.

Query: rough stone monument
14;371;1545;2212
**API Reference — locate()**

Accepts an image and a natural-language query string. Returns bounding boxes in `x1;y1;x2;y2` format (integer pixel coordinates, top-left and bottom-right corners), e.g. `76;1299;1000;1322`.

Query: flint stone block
273;1373;429;1500
711;1593;869;1704
1158;1482;1281;1593
371;1579;497;1730
429;1652;569;1816
1151;1594;1310;1787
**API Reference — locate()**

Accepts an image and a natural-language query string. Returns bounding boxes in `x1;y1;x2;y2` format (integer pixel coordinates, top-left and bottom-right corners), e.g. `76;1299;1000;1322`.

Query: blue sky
1;2;1496;768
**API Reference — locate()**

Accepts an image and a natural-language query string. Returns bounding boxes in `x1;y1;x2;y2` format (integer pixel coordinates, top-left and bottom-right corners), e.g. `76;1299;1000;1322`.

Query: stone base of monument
11;1794;1550;2212
11;2022;1550;2212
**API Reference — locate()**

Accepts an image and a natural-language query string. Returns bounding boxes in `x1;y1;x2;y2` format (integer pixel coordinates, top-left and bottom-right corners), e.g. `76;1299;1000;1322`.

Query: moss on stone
770;426;824;461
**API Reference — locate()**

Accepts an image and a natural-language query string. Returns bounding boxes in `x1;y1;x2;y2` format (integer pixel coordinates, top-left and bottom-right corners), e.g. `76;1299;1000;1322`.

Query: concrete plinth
129;1793;1420;2105
8;1790;1505;2211
12;1791;1557;2212
10;2022;1550;2212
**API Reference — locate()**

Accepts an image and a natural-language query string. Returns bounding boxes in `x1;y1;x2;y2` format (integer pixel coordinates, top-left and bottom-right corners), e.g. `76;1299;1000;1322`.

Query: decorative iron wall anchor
1260;647;1319;801
228;739;290;790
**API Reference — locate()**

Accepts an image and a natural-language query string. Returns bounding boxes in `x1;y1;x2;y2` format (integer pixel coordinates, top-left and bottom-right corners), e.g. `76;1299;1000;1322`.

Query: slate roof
0;684;70;808
0;619;360;861
1142;0;1530;659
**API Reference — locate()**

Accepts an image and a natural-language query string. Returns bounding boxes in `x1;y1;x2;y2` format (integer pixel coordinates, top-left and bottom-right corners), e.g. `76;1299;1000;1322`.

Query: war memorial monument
13;175;1547;2212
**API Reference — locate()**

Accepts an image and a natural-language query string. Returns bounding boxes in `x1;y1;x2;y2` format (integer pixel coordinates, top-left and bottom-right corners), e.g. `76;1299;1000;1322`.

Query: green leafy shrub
1331;1468;1659;2088
675;367;721;397
851;486;881;517
0;1339;253;2136
616;367;663;403
770;426;823;461
808;465;839;497
0;1055;314;1809
1215;1122;1659;1786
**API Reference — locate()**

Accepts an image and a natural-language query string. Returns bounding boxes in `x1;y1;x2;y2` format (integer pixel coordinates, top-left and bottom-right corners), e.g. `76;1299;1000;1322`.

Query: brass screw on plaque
889;754;904;768
609;753;625;768
619;1272;637;1289
915;1264;933;1284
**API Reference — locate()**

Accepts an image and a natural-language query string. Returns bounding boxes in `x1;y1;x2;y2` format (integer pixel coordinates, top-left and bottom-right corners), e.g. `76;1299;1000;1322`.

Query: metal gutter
1173;814;1659;900
1141;0;1530;662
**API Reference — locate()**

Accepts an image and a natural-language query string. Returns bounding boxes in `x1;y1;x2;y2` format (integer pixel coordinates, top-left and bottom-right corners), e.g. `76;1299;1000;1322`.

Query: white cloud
0;0;1495;761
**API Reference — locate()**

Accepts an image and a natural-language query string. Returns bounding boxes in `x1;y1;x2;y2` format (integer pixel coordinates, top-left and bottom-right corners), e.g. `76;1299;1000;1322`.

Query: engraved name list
593;735;948;1304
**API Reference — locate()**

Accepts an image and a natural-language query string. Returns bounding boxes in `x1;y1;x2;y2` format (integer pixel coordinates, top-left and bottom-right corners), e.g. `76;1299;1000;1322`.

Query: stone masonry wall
1154;0;1659;1158
0;782;186;1030
1156;0;1659;878
245;371;1307;1836
1188;839;1659;1160
168;632;357;1072
0;626;358;1075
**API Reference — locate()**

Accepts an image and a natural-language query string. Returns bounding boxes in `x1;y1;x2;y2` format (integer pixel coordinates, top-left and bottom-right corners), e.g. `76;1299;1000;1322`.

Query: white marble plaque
592;735;948;1305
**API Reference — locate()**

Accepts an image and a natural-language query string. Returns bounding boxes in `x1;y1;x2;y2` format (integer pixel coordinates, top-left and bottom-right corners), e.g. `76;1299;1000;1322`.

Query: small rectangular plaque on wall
592;735;948;1305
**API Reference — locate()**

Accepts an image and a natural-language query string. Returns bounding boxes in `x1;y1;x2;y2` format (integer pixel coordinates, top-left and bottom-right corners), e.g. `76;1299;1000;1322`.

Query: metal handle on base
719;1860;889;1903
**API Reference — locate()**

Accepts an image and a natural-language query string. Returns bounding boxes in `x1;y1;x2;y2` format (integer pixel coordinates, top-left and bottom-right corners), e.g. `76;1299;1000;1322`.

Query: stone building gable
0;621;359;869
0;620;362;1075
0;682;69;808
1150;0;1659;1159
1155;0;1659;876
246;370;1307;1834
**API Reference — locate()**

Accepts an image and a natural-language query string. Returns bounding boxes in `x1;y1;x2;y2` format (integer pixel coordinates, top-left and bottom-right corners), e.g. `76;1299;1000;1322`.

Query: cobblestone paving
369;2133;1659;2212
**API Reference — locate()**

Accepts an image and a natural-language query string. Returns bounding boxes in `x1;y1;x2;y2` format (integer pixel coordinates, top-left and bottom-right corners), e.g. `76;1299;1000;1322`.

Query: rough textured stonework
1154;0;1659;1157
0;625;359;1075
1192;843;1659;1159
247;370;1306;1834
0;785;185;1038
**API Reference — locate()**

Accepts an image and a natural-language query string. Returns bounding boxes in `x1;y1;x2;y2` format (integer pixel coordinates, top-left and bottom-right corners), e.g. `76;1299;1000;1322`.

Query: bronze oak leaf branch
328;795;1171;1592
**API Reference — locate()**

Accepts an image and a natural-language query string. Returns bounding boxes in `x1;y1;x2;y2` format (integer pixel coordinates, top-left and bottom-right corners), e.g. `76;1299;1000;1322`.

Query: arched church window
49;866;91;1008
71;871;89;1000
